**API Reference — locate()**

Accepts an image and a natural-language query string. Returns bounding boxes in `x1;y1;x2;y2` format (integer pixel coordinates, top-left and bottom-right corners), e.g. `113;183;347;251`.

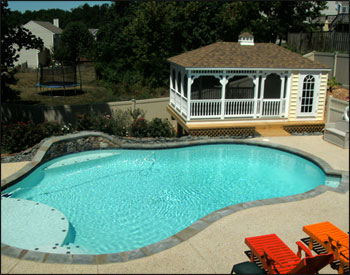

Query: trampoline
36;61;82;96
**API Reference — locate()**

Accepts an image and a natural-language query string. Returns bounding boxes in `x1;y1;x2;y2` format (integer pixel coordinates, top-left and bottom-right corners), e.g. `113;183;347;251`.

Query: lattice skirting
189;127;257;137
283;124;325;134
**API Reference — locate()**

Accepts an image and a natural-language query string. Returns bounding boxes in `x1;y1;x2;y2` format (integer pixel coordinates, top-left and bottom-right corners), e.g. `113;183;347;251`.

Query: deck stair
255;125;291;137
323;120;349;149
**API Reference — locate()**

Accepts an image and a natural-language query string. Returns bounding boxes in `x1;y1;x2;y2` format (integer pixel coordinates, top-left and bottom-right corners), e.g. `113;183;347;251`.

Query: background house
14;19;62;68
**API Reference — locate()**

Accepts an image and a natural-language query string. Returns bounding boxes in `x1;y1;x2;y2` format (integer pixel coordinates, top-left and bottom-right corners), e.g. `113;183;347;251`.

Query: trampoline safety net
36;62;81;89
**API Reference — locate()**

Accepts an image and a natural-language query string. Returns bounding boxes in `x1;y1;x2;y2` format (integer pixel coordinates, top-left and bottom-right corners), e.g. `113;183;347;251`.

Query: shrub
1;122;30;153
148;118;175;137
112;109;131;136
1;121;69;153
75;113;94;131
130;117;149;138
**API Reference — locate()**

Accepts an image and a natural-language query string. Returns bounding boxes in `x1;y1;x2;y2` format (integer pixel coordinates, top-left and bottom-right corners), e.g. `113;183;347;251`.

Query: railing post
187;74;193;121
220;75;228;119
259;76;266;117
253;76;259;118
279;75;285;117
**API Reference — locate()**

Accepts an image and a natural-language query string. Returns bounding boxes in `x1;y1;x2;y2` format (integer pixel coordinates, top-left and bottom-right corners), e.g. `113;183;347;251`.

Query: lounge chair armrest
327;234;349;250
296;241;313;258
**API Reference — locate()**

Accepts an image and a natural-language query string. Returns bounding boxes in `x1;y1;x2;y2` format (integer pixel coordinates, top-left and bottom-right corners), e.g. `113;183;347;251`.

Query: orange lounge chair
245;233;334;274
303;221;349;274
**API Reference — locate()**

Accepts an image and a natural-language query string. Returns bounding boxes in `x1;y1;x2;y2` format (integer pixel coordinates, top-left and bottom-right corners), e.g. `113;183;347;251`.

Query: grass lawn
9;64;117;106
9;64;168;106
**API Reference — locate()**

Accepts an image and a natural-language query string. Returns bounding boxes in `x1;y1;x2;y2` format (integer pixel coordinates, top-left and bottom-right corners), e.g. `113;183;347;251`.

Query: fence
1;97;172;125
287;32;349;53
303;51;349;87
326;95;348;123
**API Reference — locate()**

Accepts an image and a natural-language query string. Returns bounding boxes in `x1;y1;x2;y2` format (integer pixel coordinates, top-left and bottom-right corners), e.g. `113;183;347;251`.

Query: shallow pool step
44;151;121;170
32;244;87;254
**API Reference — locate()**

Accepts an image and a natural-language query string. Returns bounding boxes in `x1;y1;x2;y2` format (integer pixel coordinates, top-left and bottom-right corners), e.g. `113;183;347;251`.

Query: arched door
297;73;320;117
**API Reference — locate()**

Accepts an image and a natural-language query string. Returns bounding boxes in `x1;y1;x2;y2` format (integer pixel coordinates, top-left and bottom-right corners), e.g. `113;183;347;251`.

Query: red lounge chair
245;233;334;274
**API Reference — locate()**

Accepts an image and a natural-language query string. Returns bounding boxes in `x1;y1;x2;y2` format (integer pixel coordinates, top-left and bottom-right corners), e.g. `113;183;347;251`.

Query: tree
257;1;327;44
93;1;328;95
1;0;43;101
53;21;94;63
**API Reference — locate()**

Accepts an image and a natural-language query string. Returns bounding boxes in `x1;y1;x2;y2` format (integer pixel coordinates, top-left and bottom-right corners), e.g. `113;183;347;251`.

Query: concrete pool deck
1;135;349;274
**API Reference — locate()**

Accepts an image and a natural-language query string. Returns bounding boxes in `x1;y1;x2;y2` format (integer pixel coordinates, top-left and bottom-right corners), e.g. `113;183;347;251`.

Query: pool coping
1;132;349;264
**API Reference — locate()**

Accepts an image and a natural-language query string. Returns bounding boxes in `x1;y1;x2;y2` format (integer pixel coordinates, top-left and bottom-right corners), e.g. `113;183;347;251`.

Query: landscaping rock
1;130;322;164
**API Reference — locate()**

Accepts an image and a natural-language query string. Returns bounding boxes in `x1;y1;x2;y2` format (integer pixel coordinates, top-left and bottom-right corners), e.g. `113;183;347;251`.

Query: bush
1;109;175;153
148;118;175;137
130;117;149;138
1;122;30;153
75;110;131;136
75;113;94;131
1;121;70;153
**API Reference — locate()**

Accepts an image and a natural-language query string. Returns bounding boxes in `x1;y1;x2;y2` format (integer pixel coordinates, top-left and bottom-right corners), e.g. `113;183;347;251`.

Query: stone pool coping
1;131;349;264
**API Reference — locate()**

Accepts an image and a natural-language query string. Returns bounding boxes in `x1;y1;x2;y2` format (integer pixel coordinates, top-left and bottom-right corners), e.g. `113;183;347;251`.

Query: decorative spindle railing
170;88;286;120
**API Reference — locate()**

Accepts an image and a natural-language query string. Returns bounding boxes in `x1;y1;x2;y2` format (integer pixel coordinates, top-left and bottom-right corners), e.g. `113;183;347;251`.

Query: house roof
32;21;62;34
89;28;98;34
167;42;329;70
239;32;254;38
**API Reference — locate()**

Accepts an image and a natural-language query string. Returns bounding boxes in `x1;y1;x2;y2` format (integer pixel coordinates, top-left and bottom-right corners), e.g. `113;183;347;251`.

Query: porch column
179;71;183;116
180;71;184;97
186;74;193;121
284;74;291;118
220;75;228;119
279;75;285;116
253;76;259;118
258;75;266;117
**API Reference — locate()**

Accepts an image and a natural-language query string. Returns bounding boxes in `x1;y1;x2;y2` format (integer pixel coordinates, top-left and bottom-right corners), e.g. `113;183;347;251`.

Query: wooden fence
287;32;349;53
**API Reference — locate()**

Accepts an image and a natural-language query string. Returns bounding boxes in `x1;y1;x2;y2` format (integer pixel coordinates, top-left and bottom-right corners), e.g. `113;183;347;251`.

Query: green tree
93;1;328;97
93;1;135;83
258;1;327;44
1;0;43;101
54;21;94;62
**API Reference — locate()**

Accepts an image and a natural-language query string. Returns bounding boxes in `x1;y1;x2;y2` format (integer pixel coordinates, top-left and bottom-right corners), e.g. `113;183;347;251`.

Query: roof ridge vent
238;32;254;46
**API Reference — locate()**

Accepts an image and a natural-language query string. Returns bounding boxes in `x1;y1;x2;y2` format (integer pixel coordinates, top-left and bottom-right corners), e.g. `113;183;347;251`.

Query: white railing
225;99;255;117
181;97;188;117
170;88;176;107
190;100;221;118
170;97;286;120
175;91;181;111
261;99;281;117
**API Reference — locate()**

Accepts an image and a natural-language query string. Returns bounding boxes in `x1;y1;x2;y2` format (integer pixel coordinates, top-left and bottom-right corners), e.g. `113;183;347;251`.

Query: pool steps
1;198;81;254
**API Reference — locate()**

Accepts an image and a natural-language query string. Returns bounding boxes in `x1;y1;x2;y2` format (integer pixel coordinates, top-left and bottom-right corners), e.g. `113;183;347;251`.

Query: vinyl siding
316;73;328;120
287;72;300;121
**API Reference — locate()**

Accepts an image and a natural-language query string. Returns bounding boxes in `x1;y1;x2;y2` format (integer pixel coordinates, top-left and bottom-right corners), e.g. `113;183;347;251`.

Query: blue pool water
2;144;328;254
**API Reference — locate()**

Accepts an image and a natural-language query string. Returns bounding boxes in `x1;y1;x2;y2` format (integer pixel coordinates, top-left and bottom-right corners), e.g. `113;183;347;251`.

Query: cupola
238;32;254;46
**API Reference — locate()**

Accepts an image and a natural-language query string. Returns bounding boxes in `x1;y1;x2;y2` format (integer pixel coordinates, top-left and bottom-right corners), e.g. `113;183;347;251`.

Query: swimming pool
1;144;332;255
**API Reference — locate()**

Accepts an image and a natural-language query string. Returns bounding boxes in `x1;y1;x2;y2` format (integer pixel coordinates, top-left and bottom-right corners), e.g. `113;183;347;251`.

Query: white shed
167;33;331;136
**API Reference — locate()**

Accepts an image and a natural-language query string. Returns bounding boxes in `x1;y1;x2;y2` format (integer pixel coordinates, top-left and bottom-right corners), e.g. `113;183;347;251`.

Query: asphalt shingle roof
32;21;62;34
167;42;329;70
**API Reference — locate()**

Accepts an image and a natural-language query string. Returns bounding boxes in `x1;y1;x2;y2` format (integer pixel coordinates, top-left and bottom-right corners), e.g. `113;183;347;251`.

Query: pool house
167;33;331;136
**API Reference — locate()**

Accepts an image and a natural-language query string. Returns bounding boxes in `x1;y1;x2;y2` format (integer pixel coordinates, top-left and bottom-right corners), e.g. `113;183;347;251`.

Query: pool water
2;144;327;254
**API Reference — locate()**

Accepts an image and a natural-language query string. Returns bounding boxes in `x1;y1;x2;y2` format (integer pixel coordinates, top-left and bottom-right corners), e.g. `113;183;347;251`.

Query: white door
297;73;320;117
